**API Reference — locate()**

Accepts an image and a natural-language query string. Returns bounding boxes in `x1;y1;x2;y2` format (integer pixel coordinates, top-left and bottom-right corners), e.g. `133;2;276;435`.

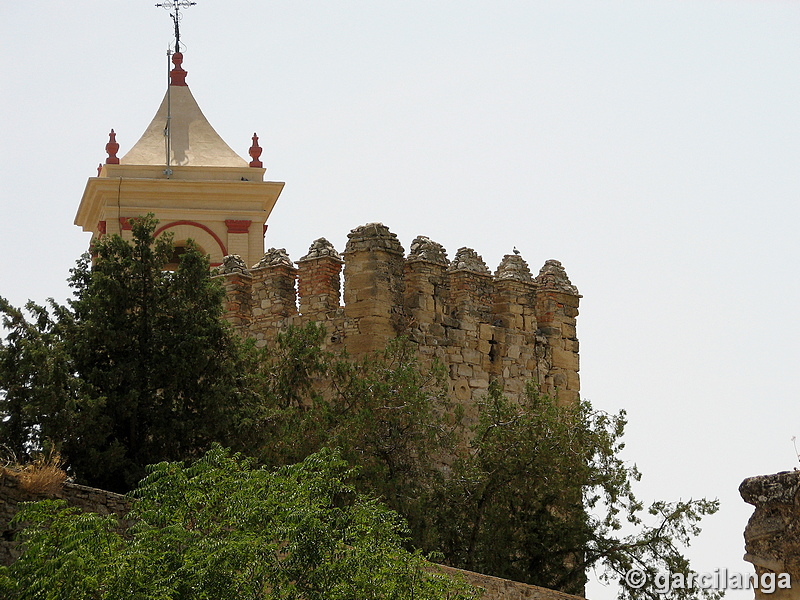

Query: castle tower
534;260;581;404
74;52;284;267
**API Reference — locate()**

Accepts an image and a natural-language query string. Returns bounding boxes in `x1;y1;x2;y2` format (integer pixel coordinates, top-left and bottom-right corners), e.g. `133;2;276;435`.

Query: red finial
97;163;103;176
170;52;188;86
105;129;120;164
249;133;263;168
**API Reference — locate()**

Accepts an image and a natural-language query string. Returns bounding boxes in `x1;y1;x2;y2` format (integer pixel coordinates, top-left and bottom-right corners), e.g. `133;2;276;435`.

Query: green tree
0;446;479;600
250;326;719;600
432;383;720;600
323;336;457;527
251;328;457;540
0;215;260;491
0;298;76;460
427;383;592;592
0;226;719;600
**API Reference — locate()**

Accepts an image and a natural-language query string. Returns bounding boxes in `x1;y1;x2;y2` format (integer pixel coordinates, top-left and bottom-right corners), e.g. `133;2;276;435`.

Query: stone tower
74;52;284;267
216;224;582;408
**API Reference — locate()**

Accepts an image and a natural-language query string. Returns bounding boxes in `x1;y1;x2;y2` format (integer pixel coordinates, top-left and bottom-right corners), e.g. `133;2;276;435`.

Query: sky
2;1;800;598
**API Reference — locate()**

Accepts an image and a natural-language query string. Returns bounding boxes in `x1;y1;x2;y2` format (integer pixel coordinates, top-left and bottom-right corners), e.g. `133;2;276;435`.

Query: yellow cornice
100;163;266;182
75;176;284;233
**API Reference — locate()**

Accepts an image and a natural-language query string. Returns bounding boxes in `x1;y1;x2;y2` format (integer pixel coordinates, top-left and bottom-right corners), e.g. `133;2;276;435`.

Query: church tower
75;49;283;267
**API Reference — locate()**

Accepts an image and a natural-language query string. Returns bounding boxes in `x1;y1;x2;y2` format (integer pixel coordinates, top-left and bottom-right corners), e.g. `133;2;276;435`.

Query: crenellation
530;260;581;404
494;279;536;331
250;250;297;319
64;44;586;600
405;238;450;339
297;239;343;321
218;223;580;407
495;253;534;283
344;222;405;255
297;256;343;318
342;223;407;355
535;259;579;296
217;273;253;329
446;249;495;353
251;247;294;270
408;235;450;266
450;247;491;274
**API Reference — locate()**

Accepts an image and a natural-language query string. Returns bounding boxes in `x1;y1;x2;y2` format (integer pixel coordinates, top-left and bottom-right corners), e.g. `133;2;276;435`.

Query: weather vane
155;1;197;54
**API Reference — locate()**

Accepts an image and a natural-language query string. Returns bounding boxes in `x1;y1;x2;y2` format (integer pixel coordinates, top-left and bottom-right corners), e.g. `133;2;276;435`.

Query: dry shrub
16;451;67;495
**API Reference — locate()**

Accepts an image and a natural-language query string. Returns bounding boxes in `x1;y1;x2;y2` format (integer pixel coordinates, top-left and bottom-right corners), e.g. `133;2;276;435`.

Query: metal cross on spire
155;1;197;53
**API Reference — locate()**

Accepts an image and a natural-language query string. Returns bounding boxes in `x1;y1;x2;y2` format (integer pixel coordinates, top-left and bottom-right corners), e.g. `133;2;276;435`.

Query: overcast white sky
3;1;800;598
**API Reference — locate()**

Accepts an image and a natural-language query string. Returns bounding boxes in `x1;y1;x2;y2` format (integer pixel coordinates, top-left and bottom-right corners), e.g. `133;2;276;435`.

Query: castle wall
217;223;581;407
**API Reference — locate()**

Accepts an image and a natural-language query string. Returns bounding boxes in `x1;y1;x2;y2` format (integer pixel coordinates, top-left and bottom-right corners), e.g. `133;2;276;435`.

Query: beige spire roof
121;53;247;168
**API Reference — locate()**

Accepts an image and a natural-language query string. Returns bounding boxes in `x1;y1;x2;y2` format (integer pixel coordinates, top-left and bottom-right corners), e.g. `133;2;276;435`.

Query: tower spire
155;0;197;54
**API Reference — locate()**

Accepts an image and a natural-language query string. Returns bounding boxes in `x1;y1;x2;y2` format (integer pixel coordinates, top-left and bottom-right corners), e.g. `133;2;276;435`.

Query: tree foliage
251;327;719;600
251;327;458;541
0;220;718;599
0;215;259;491
0;446;478;600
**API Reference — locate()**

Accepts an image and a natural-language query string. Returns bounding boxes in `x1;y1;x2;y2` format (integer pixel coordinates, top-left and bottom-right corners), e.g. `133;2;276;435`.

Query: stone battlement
215;223;580;406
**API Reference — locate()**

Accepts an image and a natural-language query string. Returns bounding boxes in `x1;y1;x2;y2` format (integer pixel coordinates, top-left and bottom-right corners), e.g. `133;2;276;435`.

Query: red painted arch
154;220;228;256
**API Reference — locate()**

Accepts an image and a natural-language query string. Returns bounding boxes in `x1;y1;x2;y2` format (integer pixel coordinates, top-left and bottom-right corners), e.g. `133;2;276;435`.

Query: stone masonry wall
216;223;581;408
0;469;131;566
434;565;586;600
